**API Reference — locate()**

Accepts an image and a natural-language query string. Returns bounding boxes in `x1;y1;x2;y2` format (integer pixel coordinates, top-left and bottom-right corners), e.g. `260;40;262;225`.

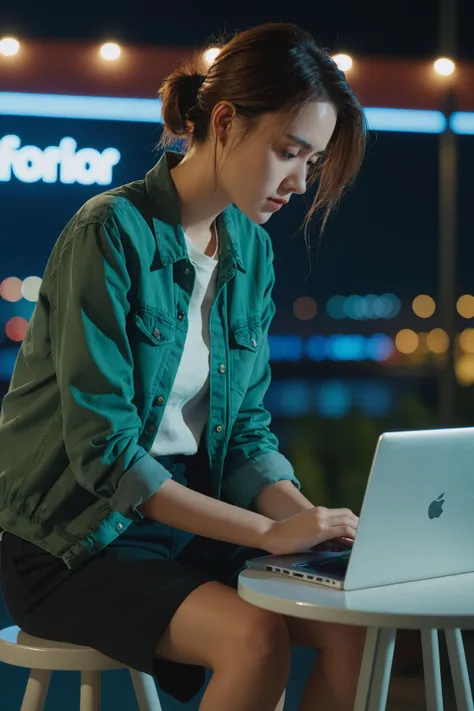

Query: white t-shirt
149;227;218;456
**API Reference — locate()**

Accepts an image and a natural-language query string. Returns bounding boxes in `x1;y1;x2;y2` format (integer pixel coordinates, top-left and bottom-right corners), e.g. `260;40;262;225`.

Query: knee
217;605;291;671
320;623;366;662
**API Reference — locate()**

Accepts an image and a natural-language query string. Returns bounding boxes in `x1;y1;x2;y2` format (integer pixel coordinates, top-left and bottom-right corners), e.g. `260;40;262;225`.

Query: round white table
238;569;474;711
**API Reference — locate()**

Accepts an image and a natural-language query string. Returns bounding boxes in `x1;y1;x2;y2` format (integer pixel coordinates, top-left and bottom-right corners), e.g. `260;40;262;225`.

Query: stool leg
80;670;101;711
445;629;474;711
130;669;163;711
20;669;51;711
367;628;397;711
421;629;444;711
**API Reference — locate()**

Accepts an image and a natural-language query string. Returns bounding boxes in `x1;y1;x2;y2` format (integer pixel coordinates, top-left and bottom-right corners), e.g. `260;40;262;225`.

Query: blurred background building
1;0;474;708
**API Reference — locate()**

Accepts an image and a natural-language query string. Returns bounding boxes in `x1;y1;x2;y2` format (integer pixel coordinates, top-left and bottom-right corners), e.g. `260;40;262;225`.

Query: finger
326;508;359;525
326;514;359;530
332;536;354;548
328;524;358;540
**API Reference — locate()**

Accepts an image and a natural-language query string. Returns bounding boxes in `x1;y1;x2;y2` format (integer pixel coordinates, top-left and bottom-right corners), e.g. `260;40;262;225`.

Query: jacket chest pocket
130;307;176;398
134;308;176;346
229;318;262;399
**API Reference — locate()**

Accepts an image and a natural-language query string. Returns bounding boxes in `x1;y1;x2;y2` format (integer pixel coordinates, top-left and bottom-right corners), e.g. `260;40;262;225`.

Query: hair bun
158;68;207;138
180;72;206;97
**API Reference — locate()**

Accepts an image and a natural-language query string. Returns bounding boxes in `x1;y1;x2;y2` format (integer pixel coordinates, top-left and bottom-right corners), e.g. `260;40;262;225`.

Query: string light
100;43;121;61
0;37;20;57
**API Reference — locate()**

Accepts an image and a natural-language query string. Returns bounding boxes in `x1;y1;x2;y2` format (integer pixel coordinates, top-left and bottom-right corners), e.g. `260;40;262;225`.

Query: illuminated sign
0;134;121;185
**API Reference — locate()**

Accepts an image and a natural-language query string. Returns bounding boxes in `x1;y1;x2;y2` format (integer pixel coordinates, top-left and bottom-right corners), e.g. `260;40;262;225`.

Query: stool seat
0;626;125;671
0;625;163;711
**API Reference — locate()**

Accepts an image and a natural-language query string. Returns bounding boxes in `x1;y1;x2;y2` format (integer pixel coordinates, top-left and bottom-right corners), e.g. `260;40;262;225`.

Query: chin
232;198;273;225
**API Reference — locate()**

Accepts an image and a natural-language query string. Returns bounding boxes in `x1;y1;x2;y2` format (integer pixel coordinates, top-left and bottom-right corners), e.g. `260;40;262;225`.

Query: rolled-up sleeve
51;213;171;520
222;235;301;510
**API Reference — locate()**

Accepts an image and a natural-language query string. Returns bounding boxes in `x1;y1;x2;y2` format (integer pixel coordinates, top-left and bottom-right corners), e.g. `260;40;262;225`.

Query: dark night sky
1;0;473;332
1;0;474;60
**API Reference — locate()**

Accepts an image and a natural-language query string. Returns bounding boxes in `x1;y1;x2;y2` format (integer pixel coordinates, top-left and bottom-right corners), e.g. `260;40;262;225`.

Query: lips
269;198;287;205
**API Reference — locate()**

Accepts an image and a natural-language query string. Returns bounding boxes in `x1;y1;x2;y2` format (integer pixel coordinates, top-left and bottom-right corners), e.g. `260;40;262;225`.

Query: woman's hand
261;506;359;556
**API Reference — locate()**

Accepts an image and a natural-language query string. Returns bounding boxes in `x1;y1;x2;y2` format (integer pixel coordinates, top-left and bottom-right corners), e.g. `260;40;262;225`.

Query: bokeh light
460;329;474;353
456;355;474;386
457;295;474;318
0;277;23;302
21;276;42;302
395;329;419;354
412;294;435;318
204;47;221;65
427;328;449;354
5;317;28;342
0;37;20;57
100;42;121;61
293;296;317;321
434;57;455;76
332;54;353;71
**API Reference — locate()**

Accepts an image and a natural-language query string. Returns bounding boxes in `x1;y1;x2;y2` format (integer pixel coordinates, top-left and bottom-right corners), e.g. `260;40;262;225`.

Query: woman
0;22;368;711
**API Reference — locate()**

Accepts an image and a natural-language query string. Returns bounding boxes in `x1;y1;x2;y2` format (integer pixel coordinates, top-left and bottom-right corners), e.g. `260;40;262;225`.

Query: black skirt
0;448;267;703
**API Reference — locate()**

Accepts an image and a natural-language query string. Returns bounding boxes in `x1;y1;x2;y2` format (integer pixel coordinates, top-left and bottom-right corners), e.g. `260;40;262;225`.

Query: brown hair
158;22;368;240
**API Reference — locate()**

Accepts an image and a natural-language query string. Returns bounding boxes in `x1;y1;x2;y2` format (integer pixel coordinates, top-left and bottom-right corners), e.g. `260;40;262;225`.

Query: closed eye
282;151;319;168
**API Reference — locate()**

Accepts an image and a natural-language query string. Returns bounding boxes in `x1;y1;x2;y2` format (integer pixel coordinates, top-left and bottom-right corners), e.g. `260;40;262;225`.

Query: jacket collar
145;150;246;273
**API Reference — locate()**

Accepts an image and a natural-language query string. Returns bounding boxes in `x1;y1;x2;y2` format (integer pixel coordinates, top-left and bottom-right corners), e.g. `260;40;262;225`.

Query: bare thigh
155;580;290;671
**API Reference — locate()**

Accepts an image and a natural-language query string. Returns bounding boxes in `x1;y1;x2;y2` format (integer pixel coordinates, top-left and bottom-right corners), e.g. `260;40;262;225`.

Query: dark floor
386;629;474;711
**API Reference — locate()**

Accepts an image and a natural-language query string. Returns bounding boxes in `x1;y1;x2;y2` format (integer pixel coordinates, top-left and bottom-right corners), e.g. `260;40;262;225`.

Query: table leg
367;628;397;711
445;629;473;711
353;628;397;711
421;629;444;710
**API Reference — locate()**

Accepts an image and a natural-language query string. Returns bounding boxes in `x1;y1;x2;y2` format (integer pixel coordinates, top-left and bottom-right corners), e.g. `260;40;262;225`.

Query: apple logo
428;493;445;519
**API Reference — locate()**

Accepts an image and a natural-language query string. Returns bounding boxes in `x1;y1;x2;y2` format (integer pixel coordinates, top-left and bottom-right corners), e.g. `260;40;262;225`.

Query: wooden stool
0;625;163;711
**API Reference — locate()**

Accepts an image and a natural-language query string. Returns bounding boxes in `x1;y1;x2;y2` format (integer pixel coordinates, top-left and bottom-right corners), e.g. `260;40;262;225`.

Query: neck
169;146;232;235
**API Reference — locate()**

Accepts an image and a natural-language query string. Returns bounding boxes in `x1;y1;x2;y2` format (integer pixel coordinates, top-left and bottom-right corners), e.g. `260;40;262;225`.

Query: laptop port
306;575;314;580
293;572;304;578
316;577;323;582
282;570;290;574
265;566;272;571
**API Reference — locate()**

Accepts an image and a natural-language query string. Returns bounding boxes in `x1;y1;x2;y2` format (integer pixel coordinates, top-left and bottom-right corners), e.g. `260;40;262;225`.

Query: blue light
315;381;352;418
276;380;312;416
326;334;367;361
366;334;395;361
353;381;394;416
0;93;462;134
268;335;304;362
326;295;346;319
306;335;327;361
450;112;474;135
0;92;163;123
364;108;447;133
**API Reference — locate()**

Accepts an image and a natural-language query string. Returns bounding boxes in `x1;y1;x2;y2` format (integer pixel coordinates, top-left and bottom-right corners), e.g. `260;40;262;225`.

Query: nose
285;164;307;196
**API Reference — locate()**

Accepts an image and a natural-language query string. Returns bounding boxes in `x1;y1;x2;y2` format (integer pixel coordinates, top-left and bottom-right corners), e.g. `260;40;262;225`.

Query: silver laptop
247;426;474;590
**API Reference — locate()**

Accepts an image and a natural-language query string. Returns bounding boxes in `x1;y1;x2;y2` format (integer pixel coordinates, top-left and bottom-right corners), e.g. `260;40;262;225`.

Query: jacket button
177;311;185;321
154;396;165;406
215;424;223;433
153;328;161;340
218;364;226;374
250;338;258;348
116;521;124;532
146;424;157;434
184;267;191;275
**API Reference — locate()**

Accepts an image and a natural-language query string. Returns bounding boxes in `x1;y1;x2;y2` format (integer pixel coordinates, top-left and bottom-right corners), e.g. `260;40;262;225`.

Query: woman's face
217;101;338;224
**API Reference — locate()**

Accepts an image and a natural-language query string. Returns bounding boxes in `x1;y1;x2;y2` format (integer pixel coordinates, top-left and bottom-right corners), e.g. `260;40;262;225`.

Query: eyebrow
285;133;325;155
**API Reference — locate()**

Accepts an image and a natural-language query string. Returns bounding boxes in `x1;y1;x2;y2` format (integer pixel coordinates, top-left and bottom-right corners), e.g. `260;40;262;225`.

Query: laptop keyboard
293;551;351;576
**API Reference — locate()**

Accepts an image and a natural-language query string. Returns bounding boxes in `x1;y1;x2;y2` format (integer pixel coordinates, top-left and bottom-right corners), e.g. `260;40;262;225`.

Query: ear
211;101;237;146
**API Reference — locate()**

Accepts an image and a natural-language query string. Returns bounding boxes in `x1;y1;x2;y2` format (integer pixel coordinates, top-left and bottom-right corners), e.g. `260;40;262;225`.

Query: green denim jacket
0;150;300;568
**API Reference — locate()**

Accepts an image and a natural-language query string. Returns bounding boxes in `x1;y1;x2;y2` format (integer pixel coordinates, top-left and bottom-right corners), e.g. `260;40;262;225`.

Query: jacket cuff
109;452;172;520
223;451;300;510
